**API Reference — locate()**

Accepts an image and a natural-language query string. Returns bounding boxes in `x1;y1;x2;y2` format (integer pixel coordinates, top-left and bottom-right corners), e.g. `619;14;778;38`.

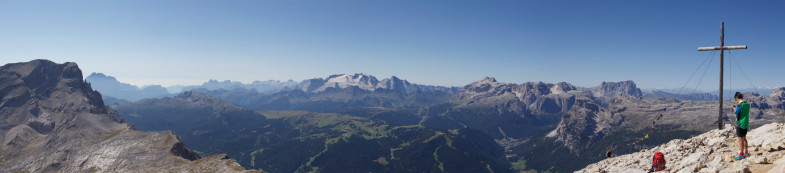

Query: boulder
679;152;709;169
718;166;750;173
754;156;769;164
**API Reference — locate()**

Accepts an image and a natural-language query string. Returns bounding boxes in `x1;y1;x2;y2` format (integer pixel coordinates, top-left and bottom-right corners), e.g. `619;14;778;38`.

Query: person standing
733;92;750;160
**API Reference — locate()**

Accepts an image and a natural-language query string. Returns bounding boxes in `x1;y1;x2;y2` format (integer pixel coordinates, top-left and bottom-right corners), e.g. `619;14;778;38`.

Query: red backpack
651;152;666;171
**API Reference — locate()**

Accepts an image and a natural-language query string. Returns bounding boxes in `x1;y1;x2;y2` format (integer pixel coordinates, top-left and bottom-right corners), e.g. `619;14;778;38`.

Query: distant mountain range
79;69;785;172
297;73;460;94
90;72;755;103
85;73;172;102
89;73;459;102
643;90;716;101
171;79;300;94
641;87;777;100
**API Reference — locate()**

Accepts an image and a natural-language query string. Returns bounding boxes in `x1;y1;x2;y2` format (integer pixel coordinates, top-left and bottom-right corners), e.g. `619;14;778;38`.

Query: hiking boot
734;154;745;160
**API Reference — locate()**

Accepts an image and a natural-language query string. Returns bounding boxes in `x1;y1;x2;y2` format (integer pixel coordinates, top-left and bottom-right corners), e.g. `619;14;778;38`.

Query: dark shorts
736;127;748;137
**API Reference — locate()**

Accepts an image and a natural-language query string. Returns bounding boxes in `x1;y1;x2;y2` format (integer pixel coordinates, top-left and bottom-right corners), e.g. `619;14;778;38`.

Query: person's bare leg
738;137;744;155
742;137;748;154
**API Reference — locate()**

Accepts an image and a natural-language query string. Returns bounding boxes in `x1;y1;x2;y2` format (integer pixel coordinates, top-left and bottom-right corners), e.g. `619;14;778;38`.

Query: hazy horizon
80;70;779;95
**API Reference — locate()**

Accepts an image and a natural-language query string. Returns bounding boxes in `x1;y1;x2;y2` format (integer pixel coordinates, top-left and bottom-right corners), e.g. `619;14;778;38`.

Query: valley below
99;71;785;172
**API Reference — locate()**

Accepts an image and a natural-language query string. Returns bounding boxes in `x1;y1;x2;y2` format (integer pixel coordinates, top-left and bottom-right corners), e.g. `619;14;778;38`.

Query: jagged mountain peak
2;59;107;112
87;72;116;80
390;75;401;81
769;87;785;97
4;59;75;77
463;77;502;93
310;73;380;92
378;75;414;93
382;75;406;84
462;77;577;96
325;73;379;83
452;78;584;119
593;80;643;98
4;59;81;82
551;82;578;94
477;77;498;83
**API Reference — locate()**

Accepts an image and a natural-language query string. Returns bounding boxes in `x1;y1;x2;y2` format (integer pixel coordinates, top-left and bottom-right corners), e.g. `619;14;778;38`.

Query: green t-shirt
735;101;750;129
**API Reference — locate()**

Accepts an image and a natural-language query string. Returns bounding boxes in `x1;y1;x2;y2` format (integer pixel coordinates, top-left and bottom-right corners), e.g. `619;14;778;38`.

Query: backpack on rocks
651;152;666;171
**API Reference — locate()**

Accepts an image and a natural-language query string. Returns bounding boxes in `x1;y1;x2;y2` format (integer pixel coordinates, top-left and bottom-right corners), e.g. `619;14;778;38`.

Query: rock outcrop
0;60;256;172
546;98;620;153
453;77;583;114
426;77;590;139
592;80;644;98
578;123;785;173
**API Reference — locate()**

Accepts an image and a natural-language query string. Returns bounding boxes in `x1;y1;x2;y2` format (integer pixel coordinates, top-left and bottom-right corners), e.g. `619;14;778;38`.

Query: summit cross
697;21;748;130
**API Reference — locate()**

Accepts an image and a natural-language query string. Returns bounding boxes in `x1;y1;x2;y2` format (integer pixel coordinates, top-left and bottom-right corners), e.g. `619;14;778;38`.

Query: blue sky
1;1;783;92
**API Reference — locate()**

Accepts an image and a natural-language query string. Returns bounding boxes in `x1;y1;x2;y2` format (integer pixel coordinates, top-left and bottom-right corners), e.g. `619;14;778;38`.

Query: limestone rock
754;156;769;164
591;80;643;98
718;166;750;173
577;123;785;173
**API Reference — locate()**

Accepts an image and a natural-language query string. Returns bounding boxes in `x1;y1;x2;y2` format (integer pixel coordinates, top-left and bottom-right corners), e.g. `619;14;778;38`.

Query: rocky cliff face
578;123;785;173
0;60;254;172
546;98;619;154
453;77;582;114
592;80;643;98
761;87;785;110
423;77;589;139
378;76;414;93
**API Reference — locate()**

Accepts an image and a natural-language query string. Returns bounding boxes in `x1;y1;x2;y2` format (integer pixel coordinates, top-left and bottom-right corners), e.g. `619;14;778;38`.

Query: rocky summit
591;80;644;98
578;123;785;173
0;60;255;172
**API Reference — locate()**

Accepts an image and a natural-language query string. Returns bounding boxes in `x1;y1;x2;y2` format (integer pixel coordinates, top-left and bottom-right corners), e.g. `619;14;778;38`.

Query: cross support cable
697;21;747;130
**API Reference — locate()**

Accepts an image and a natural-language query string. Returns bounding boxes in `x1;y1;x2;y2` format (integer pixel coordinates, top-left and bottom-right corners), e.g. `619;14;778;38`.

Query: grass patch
512;156;528;171
373;157;389;166
103;127;126;141
433;145;445;172
443;135;453;148
250;148;265;167
316;117;337;127
192;150;207;158
257;110;312;119
423;132;444;143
